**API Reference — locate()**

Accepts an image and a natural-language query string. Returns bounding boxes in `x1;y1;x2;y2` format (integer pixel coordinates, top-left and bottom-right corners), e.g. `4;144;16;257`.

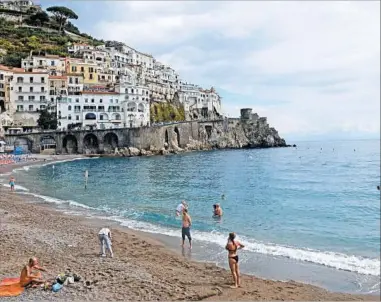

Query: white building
56;89;150;131
67;43;94;54
21;55;66;75
10;71;50;129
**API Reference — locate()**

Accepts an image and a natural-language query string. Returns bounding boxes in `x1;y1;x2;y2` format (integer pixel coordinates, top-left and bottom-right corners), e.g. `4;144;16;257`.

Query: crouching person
98;227;113;258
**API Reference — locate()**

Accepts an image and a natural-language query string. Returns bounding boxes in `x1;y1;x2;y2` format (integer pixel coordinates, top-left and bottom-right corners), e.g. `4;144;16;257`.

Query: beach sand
0;158;379;301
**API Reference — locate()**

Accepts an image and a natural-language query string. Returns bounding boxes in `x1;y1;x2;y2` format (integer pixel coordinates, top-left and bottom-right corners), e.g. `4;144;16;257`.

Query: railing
16;91;47;94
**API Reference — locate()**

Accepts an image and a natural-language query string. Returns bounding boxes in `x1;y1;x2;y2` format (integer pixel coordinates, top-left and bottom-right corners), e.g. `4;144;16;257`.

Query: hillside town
0;1;223;136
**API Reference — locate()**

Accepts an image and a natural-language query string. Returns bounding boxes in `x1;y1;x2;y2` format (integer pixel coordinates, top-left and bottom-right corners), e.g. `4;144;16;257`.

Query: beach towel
0;271;42;297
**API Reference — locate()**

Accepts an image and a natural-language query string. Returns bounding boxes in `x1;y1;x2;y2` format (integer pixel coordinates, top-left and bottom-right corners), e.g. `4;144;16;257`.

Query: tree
37;109;57;130
46;6;78;32
24;11;50;27
26;35;41;56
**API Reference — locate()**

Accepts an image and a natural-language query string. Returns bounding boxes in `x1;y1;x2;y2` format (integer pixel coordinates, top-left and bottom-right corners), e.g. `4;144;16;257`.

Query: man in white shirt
98;227;113;258
176;200;188;216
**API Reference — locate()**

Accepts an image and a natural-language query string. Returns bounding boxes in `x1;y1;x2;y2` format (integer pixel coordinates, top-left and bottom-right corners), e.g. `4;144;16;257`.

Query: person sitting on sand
98;227;113;258
20;257;46;287
176;200;188;216
225;232;244;288
9;176;15;192
213;204;223;217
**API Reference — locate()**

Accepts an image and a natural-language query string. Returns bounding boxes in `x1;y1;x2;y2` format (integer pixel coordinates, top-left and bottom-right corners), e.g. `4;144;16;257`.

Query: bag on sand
52;283;63;292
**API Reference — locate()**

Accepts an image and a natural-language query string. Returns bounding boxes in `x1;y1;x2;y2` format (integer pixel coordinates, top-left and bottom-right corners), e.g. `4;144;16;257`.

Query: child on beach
9;176;15;192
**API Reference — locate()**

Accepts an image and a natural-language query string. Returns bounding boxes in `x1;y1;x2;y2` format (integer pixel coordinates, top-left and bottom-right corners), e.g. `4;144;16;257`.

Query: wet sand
0;157;379;301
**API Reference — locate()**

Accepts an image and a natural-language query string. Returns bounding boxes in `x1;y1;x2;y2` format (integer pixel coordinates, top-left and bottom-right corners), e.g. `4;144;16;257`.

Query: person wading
225;232;245;288
181;208;192;249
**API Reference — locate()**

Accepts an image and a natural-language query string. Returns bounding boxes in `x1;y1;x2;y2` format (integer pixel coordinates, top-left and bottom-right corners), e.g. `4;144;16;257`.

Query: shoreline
0;157;379;300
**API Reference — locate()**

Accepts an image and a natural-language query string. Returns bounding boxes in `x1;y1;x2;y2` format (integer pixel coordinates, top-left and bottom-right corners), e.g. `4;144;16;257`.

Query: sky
39;1;380;141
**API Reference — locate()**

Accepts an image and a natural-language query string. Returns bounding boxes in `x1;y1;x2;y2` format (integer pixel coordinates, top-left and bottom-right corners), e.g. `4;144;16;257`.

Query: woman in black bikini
225;232;244;288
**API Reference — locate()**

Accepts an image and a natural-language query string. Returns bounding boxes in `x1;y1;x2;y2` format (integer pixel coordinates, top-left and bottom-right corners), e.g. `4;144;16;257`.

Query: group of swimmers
175;199;243;288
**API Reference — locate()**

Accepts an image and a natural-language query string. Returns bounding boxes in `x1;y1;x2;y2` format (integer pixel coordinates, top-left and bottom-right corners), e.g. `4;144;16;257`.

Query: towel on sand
0;271;42;297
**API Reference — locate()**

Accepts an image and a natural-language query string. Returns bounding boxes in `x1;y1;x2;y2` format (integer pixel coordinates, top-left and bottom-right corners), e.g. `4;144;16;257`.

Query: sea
2;139;380;295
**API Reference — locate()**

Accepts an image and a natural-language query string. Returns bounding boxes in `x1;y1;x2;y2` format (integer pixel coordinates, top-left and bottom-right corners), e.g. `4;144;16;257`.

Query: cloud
89;1;380;140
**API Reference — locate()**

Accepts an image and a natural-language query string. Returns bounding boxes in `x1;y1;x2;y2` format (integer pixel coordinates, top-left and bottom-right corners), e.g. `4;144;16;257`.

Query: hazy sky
40;1;380;141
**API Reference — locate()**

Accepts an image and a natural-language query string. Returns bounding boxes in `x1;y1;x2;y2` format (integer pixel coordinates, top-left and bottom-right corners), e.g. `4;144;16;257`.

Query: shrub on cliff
37;109;58;130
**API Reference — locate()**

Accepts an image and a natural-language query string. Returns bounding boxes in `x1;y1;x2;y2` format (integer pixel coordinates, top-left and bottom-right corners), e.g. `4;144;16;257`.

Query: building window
18;96;23;101
40;96;45;101
17;105;23;111
30;77;33;83
68;115;72;120
40;105;46;110
89;74;93;80
75;78;79;84
85;98;88;103
28;96;35;101
30;87;33;92
68;98;72;102
71;66;77;72
41;77;45;83
61;81;65;87
99;99;103;103
81;67;84;72
51;61;55;66
91;99;94;103
76;98;79;103
18;87;22;92
41;87;45;92
115;99;118;103
50;81;54;87
76;115;79;120
68;105;72;110
29;105;33;111
110;99;113;103
69;77;73;84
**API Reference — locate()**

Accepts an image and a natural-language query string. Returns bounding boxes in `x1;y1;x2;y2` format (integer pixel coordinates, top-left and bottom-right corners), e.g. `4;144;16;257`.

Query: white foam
20;192;94;210
91;214;380;277
2;183;29;191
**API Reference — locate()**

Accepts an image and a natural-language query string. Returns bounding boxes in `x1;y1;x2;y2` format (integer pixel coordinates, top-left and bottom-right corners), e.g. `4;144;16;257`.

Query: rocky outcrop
96;111;287;158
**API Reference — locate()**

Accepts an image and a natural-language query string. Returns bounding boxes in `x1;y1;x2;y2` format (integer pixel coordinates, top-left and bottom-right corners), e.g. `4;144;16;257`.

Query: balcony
16;91;47;94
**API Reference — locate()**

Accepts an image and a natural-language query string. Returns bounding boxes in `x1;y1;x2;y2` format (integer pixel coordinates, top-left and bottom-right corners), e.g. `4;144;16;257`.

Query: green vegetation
150;102;185;123
46;6;78;32
37;109;57;130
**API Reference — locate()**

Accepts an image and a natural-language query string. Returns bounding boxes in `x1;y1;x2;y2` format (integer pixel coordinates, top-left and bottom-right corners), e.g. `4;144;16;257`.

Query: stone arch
112;113;121;120
103;132;118;153
40;135;56;151
83;133;99;154
164;129;169;150
14;137;32;153
127;102;137;112
174;127;180;147
62;134;78;154
99;113;109;121
85;112;97;120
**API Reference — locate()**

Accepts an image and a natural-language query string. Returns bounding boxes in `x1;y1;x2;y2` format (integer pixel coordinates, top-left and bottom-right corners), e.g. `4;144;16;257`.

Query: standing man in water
181;208;192;249
9;176;15;192
84;169;89;189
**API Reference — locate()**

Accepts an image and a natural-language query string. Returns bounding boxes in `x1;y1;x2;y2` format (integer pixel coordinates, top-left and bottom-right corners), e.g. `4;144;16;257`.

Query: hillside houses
0;40;223;134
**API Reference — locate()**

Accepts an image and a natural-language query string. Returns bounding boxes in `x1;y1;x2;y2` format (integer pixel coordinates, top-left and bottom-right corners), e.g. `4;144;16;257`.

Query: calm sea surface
5;140;380;294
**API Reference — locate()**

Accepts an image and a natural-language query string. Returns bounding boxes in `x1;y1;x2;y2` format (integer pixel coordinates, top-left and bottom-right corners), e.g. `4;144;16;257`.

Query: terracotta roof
13;71;49;74
0;65;24;72
49;75;67;79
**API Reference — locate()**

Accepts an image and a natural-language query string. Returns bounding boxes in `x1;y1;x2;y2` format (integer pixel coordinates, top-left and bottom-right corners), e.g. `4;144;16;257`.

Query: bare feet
230;285;238;289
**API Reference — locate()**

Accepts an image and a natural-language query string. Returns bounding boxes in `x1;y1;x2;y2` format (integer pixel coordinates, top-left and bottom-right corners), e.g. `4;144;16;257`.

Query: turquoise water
6;140;381;294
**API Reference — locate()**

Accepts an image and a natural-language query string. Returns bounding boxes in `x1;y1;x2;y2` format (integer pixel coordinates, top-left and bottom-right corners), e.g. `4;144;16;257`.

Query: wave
2;183;29;191
12;188;381;278
19;192;94;210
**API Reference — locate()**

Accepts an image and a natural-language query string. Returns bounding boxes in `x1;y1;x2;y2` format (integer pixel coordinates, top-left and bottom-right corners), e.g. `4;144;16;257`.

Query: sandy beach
0;158;379;301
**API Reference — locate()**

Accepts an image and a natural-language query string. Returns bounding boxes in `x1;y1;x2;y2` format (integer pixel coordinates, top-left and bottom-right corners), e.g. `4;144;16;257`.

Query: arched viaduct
4;120;225;154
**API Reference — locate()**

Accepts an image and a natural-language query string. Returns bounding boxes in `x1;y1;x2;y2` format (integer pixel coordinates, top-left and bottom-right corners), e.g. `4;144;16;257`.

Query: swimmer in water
213;204;223;217
9;176;15;192
221;194;225;200
377;185;380;191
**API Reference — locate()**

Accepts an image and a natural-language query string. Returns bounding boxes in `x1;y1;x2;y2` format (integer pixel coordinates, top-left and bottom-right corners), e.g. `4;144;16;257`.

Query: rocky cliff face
193;118;286;151
110;115;287;157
